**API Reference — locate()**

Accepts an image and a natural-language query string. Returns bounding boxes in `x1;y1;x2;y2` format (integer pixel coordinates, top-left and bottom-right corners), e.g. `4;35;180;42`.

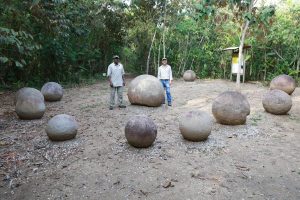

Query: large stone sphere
183;70;196;82
41;82;64;101
15;87;44;104
262;89;292;115
179;111;213;141
127;75;164;107
15;88;45;119
46;114;78;141
270;74;296;95
212;91;250;125
125;115;157;148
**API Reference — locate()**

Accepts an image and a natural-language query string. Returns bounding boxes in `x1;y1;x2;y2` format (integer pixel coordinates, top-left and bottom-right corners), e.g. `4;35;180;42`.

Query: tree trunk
224;62;226;79
182;34;190;74
250;48;253;76
237;20;250;90
157;37;161;68
146;29;157;74
178;57;184;76
297;57;300;78
184;34;192;72
264;51;267;81
162;1;167;58
190;58;195;70
153;45;157;75
236;0;254;89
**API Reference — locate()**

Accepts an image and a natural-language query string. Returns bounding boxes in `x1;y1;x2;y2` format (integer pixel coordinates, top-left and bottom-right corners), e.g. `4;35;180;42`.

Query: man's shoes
168;103;172;106
109;106;113;110
119;105;126;108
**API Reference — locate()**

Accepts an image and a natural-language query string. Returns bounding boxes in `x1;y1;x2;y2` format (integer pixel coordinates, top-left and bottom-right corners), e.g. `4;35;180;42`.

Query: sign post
223;46;251;83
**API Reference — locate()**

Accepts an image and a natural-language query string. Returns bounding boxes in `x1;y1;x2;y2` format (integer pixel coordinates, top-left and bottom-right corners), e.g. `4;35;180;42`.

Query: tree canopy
0;0;299;89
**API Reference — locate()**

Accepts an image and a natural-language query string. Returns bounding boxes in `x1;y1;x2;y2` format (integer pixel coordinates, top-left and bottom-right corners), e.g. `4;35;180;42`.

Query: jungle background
0;0;299;89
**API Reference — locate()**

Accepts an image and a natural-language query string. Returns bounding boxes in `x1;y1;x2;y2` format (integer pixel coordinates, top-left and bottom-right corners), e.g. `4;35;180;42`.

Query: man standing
107;55;126;110
158;58;173;106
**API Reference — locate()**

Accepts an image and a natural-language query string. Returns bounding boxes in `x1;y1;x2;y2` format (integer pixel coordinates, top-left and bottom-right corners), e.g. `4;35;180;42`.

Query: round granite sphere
212;91;250;125
262;89;292;115
183;70;196;82
46;114;78;141
125;115;157;148
41;82;63;101
179;110;213;141
127;75;164;107
270;74;296;95
15;88;45;119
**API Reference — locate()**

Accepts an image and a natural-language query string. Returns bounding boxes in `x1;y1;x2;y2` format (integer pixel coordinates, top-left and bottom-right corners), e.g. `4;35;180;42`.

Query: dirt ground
0;79;299;200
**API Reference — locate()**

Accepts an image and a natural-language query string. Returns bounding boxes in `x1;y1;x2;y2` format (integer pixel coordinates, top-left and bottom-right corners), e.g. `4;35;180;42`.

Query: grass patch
249;113;263;126
289;115;300;122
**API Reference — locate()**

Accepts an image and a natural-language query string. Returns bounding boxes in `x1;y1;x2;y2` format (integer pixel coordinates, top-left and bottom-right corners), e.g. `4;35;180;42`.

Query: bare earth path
1;79;299;200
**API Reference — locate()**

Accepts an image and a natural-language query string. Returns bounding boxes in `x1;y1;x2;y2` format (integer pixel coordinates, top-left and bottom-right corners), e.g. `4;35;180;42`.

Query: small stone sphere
183;70;196;82
41;82;64;101
127;75;164;107
179;110;213;141
125;115;157;148
270;74;296;95
262;89;292;115
212;91;250;125
46;114;78;141
15;87;45;119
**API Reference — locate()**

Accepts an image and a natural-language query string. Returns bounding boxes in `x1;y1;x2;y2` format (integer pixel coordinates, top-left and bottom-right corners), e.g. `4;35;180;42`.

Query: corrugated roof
222;45;251;51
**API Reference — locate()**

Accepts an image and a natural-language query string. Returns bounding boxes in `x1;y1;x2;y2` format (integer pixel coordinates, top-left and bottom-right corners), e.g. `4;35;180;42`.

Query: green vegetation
250;113;263;126
0;0;299;89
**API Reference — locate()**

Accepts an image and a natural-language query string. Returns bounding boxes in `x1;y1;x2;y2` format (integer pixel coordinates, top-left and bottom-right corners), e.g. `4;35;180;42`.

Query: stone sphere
15;87;44;104
262;89;292;115
179;111;213;141
183;70;196;82
41;82;64;101
270;74;296;95
127;75;164;107
125;115;157;148
46;114;78;141
212;91;250;125
15;87;45;119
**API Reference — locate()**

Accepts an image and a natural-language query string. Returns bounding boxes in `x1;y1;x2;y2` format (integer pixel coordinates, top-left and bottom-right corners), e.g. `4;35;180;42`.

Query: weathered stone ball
46;114;78;141
15;87;44;104
15;87;45;119
125;115;157;148
262;89;292;115
270;74;296;95
179;111;213;141
212;91;250;125
127;75;164;107
183;70;196;82
41;82;64;101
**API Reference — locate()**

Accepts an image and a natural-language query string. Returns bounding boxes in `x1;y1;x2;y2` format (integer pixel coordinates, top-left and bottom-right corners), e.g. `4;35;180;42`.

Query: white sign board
231;53;244;74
